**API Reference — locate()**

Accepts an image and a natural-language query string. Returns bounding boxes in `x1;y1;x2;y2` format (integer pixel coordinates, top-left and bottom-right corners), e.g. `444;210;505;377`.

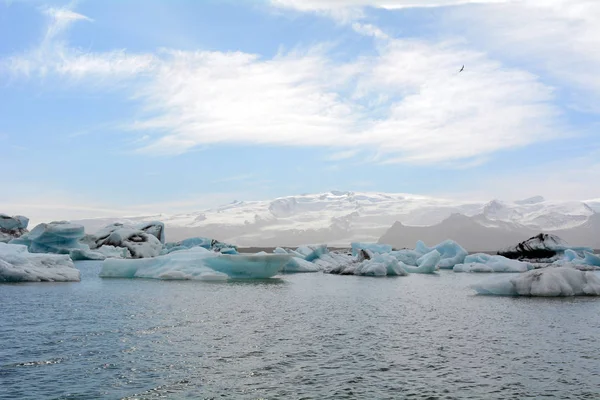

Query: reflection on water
1;261;599;399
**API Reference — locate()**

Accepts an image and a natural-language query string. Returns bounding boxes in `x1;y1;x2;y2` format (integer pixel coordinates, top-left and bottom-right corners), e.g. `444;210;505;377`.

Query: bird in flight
459;65;465;73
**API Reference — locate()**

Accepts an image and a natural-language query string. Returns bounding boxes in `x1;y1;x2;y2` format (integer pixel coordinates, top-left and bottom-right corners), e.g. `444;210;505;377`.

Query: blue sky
2;0;600;222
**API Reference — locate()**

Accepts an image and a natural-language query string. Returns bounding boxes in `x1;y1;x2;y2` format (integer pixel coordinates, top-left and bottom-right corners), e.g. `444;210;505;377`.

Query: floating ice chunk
0;214;29;243
162;236;238;255
314;252;355;273
100;247;290;280
0;214;29;231
432;240;468;269
400;250;440;274
0;243;80;282
273;247;288;254
282;257;322;273
69;248;106;261
562;249;600;267
473;267;600;296
499;233;592;261
455;253;531;273
295;244;328;262
415;240;431;256
351;242;392;257
10;221;87;254
353;253;408;276
90;224;162;259
69;245;129;261
389;249;421;266
137;221;165;244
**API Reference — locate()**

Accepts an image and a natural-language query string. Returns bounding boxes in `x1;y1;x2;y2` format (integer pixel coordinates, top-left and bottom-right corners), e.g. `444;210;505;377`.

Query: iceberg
324;250;407;277
100;247;290;280
69;245;129;261
351;242;392;257
389;249;422;266
498;233;592;261
432;240;468;269
137;221;165;244
162;236;238;255
281;257;322;273
472;267;600;296
87;223;163;259
562;249;600;267
353;253;408;276
0;214;29;243
401;250;440;274
454;253;532;273
0;243;80;282
10;221;87;254
295;244;329;262
410;240;466;269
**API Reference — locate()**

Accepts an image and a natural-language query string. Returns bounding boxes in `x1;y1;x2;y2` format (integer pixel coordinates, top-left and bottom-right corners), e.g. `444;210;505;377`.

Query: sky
2;0;600;222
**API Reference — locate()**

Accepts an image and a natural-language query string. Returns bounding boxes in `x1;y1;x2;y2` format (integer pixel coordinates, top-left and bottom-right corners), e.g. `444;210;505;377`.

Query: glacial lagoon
2;262;599;399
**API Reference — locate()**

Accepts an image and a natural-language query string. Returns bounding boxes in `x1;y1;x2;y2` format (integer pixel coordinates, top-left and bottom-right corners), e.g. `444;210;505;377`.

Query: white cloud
326;149;361;161
42;6;92;41
271;0;507;12
2;4;568;166
445;0;600;110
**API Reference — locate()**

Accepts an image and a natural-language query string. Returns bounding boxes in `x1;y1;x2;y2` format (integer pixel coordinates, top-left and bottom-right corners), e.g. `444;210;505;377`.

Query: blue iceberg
162;237;238;255
100;247;290;280
10;221;87;254
351;242;392;257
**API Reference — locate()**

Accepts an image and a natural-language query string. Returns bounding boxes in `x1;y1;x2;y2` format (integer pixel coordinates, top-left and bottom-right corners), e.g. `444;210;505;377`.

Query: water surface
1;262;599;399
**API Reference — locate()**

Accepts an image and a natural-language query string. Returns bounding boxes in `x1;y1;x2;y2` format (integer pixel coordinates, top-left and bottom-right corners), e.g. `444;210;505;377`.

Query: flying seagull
459;65;464;73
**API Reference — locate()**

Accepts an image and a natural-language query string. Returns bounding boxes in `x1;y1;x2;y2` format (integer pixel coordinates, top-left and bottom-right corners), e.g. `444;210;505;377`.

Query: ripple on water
1;266;600;399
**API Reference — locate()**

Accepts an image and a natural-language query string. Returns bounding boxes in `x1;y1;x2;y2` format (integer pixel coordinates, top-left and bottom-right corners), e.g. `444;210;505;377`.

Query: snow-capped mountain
71;191;598;247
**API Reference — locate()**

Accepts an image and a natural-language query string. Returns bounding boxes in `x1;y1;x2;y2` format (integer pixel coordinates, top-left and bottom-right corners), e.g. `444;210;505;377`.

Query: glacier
472;267;600;296
454;253;532;273
100;247;291;280
0;243;80;282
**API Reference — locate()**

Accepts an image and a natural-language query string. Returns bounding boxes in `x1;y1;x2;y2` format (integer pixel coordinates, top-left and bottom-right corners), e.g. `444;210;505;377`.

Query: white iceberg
87;224;163;259
0;243;80;282
137;221;165;244
281;257;322;273
100;247;290;280
10;221;87;254
472;267;600;296
353;253;408;276
454;253;532;273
